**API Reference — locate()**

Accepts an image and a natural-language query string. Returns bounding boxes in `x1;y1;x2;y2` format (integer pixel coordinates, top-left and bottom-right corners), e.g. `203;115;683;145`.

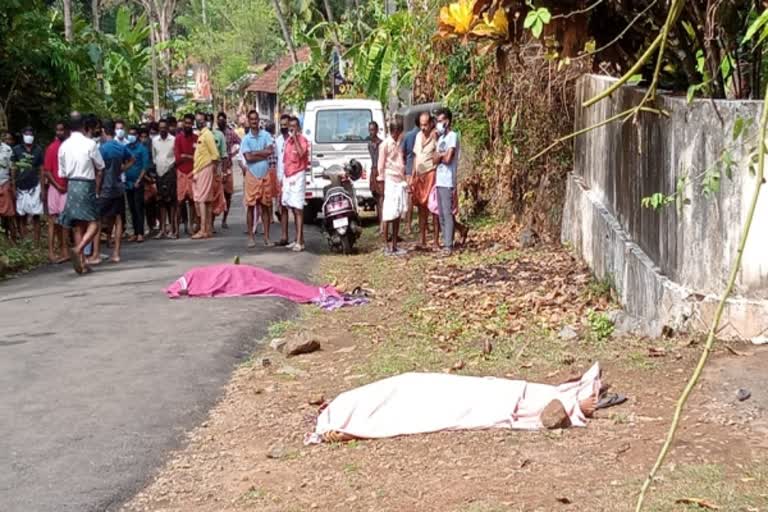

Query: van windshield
315;109;372;143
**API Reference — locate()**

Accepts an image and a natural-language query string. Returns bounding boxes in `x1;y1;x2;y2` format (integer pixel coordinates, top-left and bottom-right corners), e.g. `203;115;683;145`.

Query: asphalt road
0;193;323;512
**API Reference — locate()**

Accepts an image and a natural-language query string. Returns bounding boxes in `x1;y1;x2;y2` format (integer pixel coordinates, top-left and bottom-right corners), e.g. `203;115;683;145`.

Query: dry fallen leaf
451;360;465;371
648;347;667;357
674;498;719;510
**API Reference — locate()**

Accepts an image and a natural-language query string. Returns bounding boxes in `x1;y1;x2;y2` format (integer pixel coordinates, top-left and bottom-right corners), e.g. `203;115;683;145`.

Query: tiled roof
244;47;311;94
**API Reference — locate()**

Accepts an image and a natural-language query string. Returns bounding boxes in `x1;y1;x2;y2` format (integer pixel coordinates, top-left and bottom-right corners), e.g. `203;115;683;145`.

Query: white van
302;99;385;219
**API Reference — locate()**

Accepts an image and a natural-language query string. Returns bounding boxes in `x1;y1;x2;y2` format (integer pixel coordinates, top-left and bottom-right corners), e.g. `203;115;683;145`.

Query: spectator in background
139;124;159;234
265;121;279;225
274;114;291;246
12;127;44;244
0;132;16;241
209;113;228;232
174;113;198;235
43;121;70;263
240;110;274;248
432;108;468;255
114;119;128;145
411;112;439;249
191;111;219;240
401;121;419;236
125;126;150;243
167;116;178;136
367;121;384;236
58;115;105;274
217;112;240;230
93;120;133;264
152;118;177;238
379;117;407;256
281;116;309;252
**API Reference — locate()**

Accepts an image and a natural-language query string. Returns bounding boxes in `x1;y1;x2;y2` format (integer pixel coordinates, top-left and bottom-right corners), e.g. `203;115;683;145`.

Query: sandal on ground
246;239;257;248
596;393;627;410
69;249;83;274
291;243;305;252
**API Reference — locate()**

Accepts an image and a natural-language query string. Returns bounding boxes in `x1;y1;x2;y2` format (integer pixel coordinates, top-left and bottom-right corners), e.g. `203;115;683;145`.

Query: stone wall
562;74;768;340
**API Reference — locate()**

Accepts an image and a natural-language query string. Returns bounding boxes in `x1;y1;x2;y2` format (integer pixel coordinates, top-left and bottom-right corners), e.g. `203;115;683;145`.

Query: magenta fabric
165;263;340;302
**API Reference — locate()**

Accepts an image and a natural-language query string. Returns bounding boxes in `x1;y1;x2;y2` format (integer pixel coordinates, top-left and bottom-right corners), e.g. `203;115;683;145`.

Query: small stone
736;388;751;402
266;446;285;459
519;225;539;248
277;365;308;378
269;338;287;352
285;335;322;357
540;400;572;429
308;394;325;406
258;357;272;367
558;325;579;341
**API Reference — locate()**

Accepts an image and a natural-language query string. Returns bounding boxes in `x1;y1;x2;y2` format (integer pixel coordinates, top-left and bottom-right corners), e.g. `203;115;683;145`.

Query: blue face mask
126;135;137;144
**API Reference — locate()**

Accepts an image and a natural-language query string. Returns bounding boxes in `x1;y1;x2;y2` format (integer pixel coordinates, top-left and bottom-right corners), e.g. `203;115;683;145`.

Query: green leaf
538;8;552;24
733;117;745;141
523;11;537;29
743;10;768;44
531;19;543;38
627;74;643;86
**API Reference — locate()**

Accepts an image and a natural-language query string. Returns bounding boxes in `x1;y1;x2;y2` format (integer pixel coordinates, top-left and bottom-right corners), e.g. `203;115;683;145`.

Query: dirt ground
122;223;768;512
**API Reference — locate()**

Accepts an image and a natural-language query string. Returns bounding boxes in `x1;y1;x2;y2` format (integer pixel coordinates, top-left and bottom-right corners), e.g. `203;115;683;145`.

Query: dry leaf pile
422;224;608;337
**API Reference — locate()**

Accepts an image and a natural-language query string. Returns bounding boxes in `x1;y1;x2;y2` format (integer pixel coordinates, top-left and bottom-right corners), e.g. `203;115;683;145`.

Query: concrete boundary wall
562;75;768;340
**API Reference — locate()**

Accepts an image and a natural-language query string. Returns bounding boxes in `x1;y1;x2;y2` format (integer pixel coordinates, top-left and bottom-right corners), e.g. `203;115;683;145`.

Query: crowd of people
369;107;468;256
0;104;468;273
0;109;310;274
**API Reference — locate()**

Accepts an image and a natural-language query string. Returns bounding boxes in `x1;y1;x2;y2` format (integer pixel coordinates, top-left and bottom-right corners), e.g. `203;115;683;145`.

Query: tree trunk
63;0;73;41
149;17;161;119
92;0;100;32
271;0;298;64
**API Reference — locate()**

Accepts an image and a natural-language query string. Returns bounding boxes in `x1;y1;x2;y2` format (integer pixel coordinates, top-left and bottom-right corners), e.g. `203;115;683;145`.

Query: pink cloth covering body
306;363;601;444
165;263;340;303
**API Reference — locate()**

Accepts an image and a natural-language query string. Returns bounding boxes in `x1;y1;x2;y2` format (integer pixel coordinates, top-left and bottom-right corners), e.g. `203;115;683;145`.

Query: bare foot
136;235;144;243
109;255;121;263
580;395;597;418
190;232;205;240
85;257;102;266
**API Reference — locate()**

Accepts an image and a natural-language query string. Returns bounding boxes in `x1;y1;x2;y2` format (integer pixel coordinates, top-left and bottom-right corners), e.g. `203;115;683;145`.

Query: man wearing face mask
432;108;468;255
124;126;150;243
11;127;45;244
216;112;240;230
42;121;70;263
191;111;219;239
174;113;198;235
114;119;128;145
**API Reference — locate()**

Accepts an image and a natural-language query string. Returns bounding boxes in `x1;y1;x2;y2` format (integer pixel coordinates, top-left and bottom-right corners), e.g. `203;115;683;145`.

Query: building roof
244;47;311;94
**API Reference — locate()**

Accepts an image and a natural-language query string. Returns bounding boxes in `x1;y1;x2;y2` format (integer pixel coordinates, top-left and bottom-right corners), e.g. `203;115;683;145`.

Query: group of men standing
0;108;311;274
370;107;467;256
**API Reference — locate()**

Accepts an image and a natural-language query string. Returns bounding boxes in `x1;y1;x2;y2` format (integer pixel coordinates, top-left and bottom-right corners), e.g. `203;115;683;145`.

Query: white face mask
115;128;125;139
206;122;212;129
436;122;446;135
23;135;34;145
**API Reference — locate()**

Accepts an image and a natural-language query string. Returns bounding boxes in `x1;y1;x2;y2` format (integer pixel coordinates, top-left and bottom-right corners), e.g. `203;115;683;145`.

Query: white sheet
306;363;601;444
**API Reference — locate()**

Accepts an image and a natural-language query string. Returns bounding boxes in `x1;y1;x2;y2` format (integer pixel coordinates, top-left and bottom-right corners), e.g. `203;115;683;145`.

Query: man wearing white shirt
152;119;177;238
274;113;291;246
58;116;106;274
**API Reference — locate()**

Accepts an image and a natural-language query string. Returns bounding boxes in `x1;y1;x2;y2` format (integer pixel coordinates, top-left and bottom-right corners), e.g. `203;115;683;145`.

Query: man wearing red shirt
43;121;69;263
174;113;198;235
281;117;309;252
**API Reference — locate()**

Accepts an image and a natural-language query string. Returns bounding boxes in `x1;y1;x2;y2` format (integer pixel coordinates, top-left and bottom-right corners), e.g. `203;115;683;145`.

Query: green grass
622;463;768;512
0;237;47;279
267;319;297;339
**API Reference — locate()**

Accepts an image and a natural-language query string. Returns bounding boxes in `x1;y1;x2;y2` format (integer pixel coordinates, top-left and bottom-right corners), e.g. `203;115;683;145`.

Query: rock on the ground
736;388;751;402
308;394;325;405
269;338;287;352
285;335;322;357
540;400;571;429
266;446;285;459
558;325;579;341
519;226;539;248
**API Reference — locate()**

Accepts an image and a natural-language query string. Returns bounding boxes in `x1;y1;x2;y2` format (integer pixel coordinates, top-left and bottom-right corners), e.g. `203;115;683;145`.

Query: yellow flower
438;0;477;37
470;8;508;38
